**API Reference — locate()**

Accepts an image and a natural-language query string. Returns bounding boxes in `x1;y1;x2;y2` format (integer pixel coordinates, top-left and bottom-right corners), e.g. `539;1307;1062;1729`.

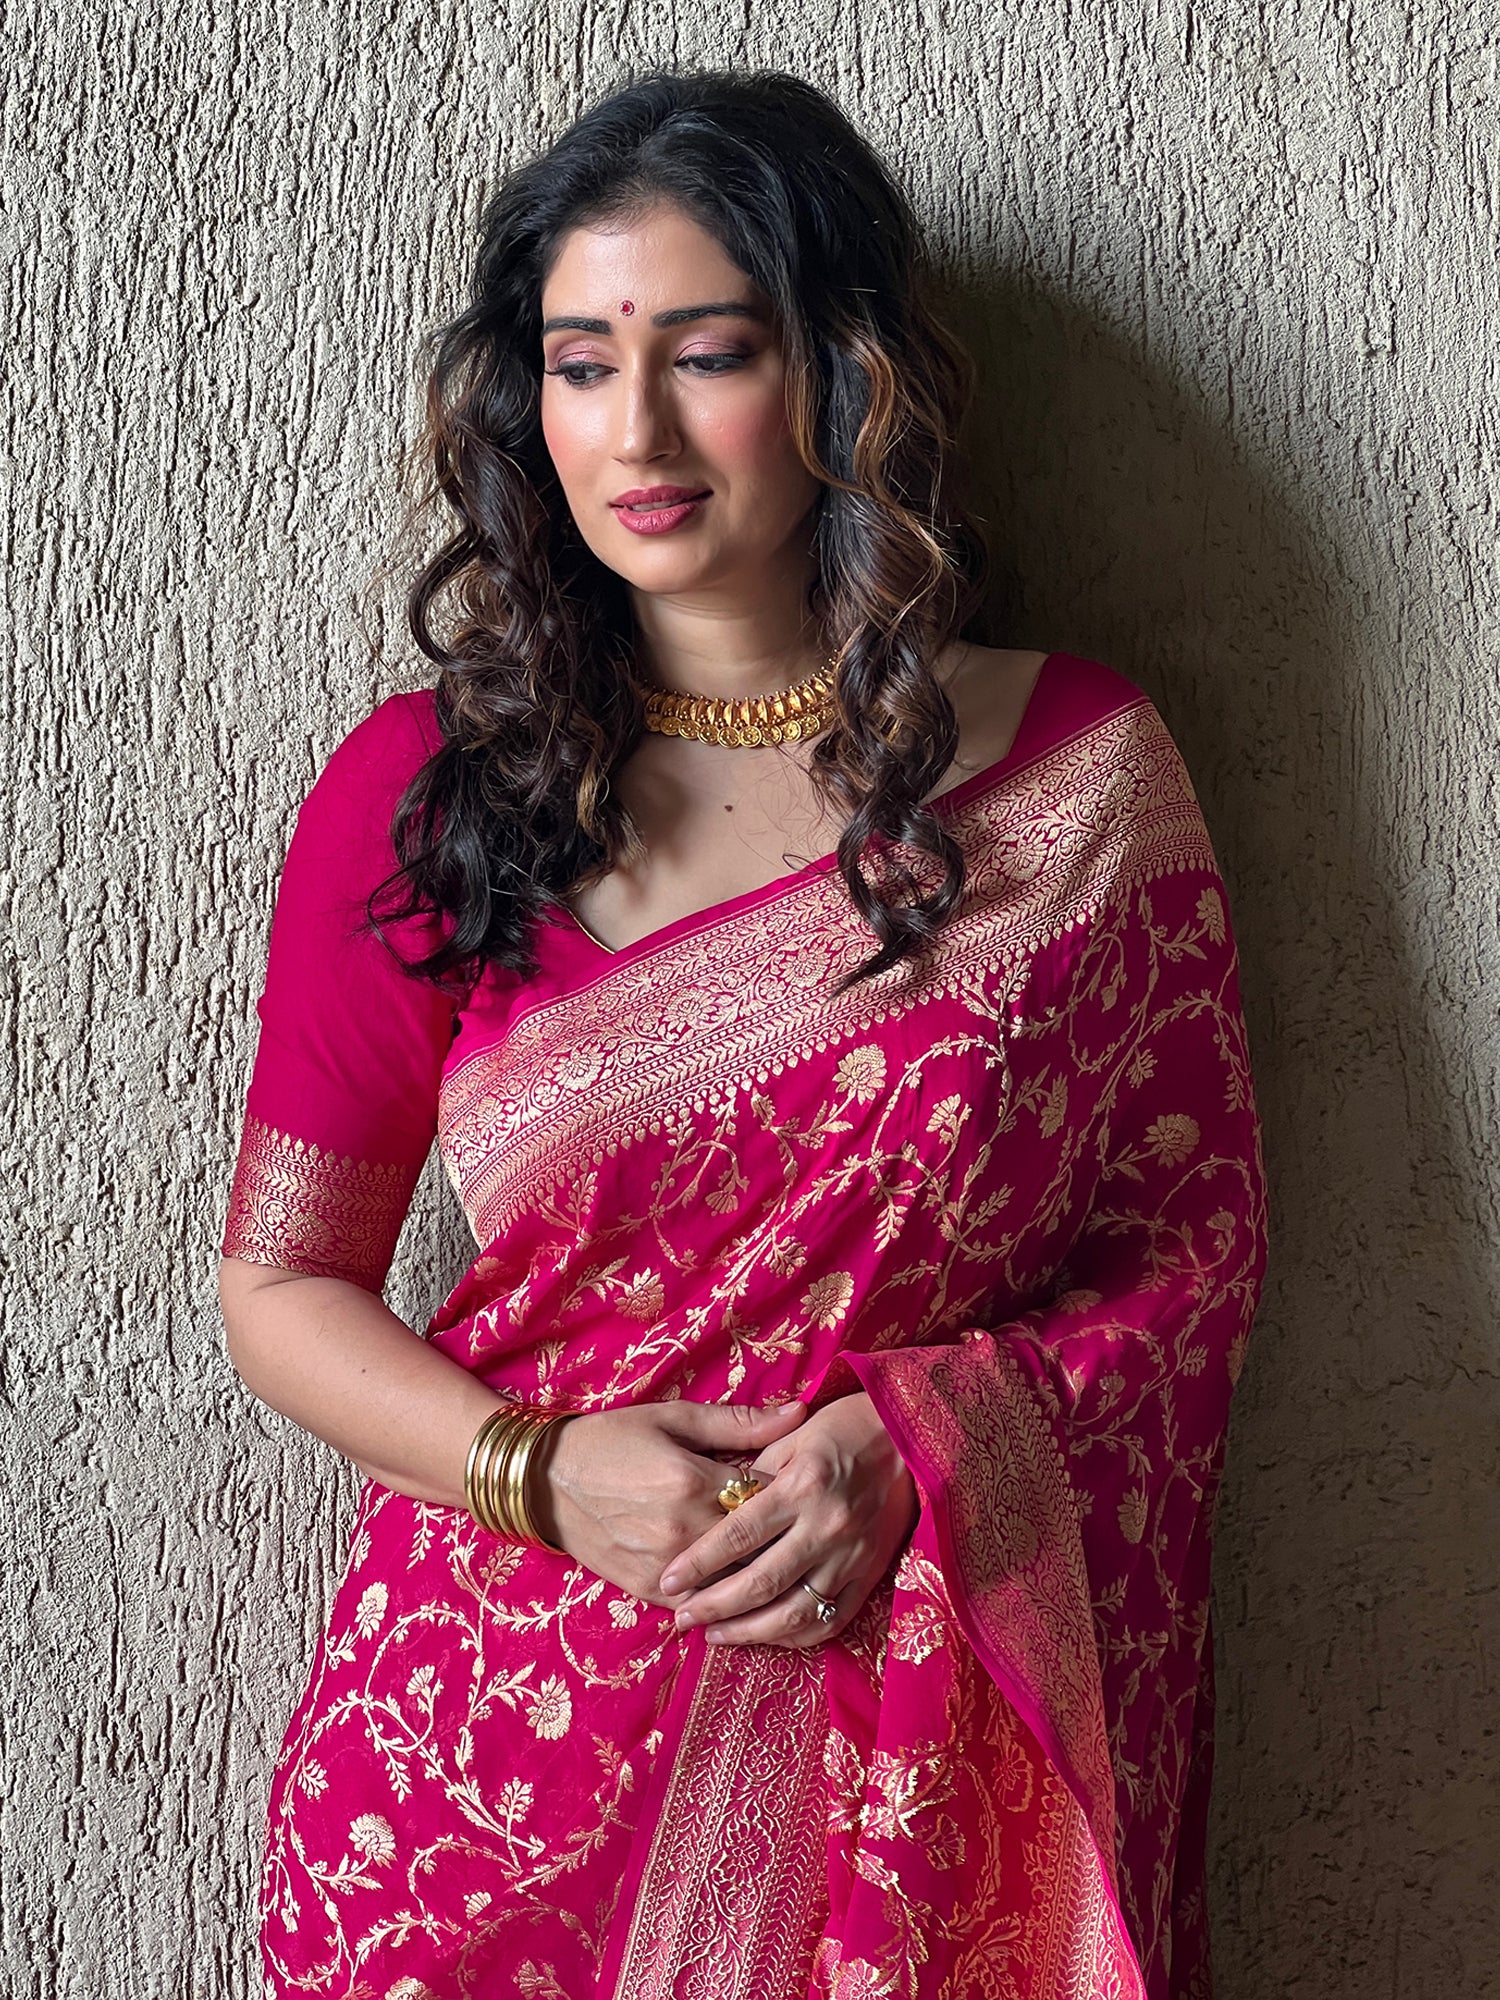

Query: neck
627;548;826;698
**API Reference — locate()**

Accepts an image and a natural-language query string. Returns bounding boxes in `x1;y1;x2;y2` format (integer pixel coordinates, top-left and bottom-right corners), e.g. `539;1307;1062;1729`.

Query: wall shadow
939;263;1498;1991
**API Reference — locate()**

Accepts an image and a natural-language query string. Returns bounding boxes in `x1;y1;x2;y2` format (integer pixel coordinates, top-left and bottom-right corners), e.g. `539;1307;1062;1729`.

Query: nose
615;358;681;464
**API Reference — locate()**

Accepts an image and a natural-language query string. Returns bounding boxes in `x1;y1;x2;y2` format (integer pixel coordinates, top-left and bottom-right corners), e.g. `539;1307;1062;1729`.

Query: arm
219;694;496;1507
219;693;806;1584
219;1255;805;1553
218;1258;504;1506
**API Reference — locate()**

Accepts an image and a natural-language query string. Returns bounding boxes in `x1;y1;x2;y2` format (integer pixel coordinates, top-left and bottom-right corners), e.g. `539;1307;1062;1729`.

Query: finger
696;1578;842;1649
658;1486;799;1597
662;1397;807;1456
673;1537;821;1631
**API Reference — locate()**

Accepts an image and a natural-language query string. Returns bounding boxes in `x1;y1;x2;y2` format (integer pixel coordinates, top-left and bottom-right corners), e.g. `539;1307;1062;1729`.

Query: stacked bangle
463;1405;572;1551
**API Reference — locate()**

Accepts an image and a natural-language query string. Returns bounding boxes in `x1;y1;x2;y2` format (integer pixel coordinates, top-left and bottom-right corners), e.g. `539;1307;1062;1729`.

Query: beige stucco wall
9;2;1496;1991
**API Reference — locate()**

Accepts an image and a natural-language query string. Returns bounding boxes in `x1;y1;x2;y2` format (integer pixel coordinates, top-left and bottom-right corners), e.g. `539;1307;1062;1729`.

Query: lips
610;485;712;510
609;486;712;536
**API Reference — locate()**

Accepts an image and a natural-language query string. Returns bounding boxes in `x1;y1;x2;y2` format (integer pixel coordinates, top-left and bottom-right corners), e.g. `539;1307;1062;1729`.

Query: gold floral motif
834;1045;887;1099
348;1813;396;1865
801;1270;855;1327
221;1113;415;1292
1142;1113;1200;1164
264;1484;683;1992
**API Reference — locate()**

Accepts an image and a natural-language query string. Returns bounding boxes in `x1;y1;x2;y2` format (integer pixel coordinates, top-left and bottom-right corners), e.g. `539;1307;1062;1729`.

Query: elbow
217;1254;307;1393
218;1256;265;1389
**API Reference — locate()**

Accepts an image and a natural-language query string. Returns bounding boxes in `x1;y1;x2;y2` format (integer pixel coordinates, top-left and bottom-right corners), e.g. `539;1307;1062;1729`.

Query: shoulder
286;690;442;864
935;643;1151;774
307;688;442;805
327;687;441;778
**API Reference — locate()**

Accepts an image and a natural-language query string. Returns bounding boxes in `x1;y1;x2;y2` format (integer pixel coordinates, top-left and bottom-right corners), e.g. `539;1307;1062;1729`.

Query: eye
542;350;753;389
677;352;750;374
543;361;609;388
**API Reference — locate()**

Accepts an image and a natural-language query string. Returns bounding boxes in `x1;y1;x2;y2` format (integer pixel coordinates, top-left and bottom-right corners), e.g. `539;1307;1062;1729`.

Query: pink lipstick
610;485;711;535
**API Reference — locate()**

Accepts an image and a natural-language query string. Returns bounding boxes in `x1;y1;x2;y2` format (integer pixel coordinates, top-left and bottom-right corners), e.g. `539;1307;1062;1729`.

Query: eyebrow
540;299;770;335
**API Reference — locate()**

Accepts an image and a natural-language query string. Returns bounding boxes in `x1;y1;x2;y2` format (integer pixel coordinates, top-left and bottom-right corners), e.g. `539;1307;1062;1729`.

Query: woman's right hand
534;1398;808;1607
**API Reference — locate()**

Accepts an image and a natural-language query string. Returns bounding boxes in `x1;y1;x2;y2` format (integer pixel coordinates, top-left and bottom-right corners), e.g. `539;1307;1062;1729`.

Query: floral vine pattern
254;690;1265;1999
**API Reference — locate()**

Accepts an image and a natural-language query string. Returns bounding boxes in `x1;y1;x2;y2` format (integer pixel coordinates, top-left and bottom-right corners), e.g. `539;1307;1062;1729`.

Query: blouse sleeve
219;691;459;1295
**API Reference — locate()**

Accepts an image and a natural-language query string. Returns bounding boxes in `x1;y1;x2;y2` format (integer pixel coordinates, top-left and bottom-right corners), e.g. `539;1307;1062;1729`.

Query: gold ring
715;1473;762;1513
799;1580;838;1625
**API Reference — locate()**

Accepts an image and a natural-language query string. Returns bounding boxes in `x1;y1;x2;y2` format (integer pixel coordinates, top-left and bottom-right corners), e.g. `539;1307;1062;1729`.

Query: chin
600;542;734;594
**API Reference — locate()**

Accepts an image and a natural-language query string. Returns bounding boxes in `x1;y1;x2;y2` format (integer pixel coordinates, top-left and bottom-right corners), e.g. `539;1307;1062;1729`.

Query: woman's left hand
657;1390;920;1647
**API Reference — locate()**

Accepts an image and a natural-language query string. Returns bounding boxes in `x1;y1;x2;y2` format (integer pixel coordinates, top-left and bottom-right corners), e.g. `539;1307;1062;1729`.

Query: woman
219;68;1266;2000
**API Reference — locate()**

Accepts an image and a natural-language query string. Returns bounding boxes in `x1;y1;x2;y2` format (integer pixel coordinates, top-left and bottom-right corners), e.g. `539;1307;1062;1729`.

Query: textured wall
8;2;1497;1992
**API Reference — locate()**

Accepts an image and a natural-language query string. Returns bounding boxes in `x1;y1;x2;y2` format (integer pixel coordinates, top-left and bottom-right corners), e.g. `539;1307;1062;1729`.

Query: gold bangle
485;1411;527;1536
484;1409;526;1538
464;1409;511;1534
497;1413;534;1540
469;1406;537;1537
472;1408;502;1528
516;1408;568;1544
464;1405;570;1548
488;1408;536;1528
488;1409;532;1539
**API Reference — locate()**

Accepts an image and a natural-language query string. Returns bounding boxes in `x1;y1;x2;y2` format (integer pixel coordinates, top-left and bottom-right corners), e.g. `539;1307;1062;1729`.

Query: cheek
702;392;801;481
539;393;603;485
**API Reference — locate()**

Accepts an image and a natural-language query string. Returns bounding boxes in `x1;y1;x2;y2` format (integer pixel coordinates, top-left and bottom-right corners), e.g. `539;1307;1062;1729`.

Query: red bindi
619;298;635;316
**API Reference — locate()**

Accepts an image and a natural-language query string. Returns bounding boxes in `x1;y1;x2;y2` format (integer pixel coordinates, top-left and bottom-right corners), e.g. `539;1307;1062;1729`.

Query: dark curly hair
374;66;994;994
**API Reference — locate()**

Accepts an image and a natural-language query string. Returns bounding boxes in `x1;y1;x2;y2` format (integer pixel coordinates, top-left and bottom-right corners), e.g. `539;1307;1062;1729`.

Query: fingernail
674;1611;694;1630
660;1575;679;1594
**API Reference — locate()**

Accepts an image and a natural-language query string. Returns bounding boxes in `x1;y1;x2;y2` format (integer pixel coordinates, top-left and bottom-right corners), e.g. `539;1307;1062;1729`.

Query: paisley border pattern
879;1335;1118;1870
221;1112;413;1292
605;1640;832;1999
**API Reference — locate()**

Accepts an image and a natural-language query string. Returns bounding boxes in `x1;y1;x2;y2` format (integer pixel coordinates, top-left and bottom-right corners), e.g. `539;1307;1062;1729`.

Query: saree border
221;1111;413;1291
846;1346;1152;1997
600;1638;831;2000
873;1338;1118;1866
1022;1765;1148;2000
439;700;1216;1249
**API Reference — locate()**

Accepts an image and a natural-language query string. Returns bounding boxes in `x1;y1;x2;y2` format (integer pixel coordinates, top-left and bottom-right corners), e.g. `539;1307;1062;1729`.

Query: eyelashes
542;353;751;388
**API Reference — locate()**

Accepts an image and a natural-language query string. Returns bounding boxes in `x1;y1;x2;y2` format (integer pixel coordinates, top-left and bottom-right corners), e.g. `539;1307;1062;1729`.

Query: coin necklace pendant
640;665;838;748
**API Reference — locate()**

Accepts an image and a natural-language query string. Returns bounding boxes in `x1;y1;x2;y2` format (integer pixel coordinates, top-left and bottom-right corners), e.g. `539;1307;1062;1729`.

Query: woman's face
538;202;823;602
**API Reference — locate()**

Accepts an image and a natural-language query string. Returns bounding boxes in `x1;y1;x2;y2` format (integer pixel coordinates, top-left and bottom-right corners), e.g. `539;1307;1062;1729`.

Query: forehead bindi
539;297;771;338
540;212;765;333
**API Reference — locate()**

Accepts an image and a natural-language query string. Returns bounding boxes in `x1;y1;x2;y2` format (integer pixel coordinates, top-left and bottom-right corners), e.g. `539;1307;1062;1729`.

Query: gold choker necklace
640;666;837;747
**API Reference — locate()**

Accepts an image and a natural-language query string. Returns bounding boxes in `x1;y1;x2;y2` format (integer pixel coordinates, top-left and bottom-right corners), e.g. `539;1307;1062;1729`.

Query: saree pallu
222;652;1267;2000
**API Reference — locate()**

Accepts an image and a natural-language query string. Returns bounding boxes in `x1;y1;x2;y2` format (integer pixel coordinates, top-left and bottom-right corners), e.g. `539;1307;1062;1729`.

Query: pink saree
222;652;1266;2000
